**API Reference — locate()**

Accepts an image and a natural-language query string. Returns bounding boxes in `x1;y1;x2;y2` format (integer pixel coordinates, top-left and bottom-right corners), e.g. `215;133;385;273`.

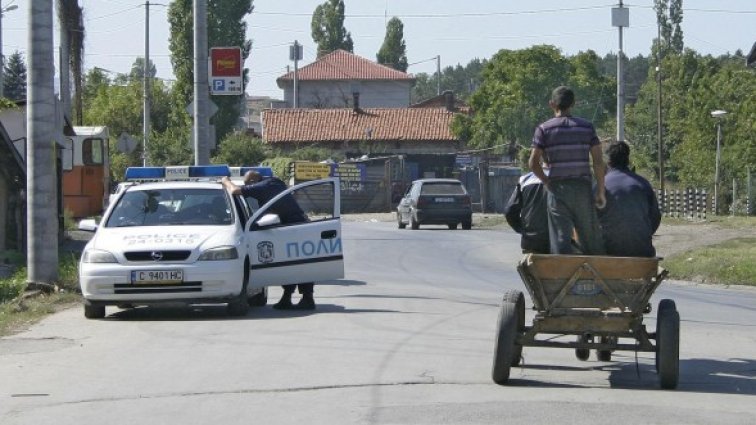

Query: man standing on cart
528;86;606;255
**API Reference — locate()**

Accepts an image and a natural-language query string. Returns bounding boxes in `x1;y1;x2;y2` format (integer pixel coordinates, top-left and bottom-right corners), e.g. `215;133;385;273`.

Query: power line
85;5;141;22
252;5;613;19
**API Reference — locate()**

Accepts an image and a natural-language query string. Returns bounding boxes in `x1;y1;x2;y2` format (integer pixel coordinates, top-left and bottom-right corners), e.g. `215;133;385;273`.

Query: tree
57;0;85;124
211;132;267;166
311;0;353;58
452;46;614;155
655;0;684;55
2;51;27;101
168;0;254;145
376;17;408;72
129;57;157;82
411;58;486;103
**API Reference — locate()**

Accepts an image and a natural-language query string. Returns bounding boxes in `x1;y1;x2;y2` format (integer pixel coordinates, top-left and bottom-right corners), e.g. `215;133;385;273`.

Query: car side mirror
256;213;281;228
78;218;98;232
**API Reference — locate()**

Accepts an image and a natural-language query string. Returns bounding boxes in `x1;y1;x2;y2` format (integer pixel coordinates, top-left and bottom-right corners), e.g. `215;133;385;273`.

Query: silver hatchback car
396;178;473;230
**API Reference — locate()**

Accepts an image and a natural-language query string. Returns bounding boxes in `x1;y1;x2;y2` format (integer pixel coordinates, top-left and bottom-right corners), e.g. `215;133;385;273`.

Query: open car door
246;178;344;287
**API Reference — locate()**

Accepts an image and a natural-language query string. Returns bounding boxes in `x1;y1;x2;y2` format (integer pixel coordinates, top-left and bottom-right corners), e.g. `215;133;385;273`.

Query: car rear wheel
447;223;458;230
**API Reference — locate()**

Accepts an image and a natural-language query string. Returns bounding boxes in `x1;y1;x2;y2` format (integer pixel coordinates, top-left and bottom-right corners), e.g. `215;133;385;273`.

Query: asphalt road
1;221;755;425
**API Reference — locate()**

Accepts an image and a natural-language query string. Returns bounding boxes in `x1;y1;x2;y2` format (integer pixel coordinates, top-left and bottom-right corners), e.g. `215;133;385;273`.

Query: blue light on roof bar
125;165;231;181
229;166;274;178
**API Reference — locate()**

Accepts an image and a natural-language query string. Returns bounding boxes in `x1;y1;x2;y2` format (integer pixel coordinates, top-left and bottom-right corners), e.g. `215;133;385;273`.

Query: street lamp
0;2;19;99
711;109;728;215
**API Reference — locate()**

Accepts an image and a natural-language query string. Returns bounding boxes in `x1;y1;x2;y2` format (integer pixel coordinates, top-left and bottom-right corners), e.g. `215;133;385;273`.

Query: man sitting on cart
598;141;661;257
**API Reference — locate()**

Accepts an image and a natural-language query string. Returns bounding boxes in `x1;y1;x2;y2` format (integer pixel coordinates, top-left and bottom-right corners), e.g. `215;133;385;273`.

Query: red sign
210;47;242;78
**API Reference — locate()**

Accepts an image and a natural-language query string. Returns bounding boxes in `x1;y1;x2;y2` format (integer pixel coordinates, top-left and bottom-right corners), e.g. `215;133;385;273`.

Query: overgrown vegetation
0;251;82;336
663;238;756;286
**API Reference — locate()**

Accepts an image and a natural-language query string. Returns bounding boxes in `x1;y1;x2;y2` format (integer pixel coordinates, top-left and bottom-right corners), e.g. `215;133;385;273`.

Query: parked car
78;165;344;319
396;178;473;230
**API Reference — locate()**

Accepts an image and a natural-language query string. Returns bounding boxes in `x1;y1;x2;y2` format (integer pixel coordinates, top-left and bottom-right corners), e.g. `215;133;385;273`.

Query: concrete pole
616;0;626;142
0;7;4;98
193;0;210;165
293;40;299;108
656;20;664;193
143;1;151;166
714;121;722;215
436;55;441;95
27;0;59;285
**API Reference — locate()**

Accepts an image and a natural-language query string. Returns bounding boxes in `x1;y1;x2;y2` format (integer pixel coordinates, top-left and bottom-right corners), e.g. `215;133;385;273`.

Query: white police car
78;165;344;319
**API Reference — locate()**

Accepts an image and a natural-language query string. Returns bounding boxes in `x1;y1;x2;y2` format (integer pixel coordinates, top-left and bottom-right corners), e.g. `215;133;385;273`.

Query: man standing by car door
528;86;606;255
222;171;316;310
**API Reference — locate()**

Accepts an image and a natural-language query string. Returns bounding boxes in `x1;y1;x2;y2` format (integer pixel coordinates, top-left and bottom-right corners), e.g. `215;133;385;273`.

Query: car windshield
105;188;233;227
420;183;465;195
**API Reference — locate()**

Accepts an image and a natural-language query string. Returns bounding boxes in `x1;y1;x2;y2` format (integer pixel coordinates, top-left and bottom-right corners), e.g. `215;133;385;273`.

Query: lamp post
0;2;19;98
711;109;727;215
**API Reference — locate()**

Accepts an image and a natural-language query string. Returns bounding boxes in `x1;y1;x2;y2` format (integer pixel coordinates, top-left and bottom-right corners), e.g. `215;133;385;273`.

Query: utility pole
290;40;302;108
58;9;71;118
143;1;151;166
612;1;628;142
436;55;441;95
27;0;59;285
193;0;209;165
656;20;664;193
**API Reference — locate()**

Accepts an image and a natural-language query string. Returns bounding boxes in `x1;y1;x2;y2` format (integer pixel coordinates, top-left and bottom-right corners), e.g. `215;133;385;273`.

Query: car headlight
81;249;117;263
198;246;239;261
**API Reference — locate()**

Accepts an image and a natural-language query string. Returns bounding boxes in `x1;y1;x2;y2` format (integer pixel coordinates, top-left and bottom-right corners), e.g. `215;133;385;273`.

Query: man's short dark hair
551;86;575;110
606;140;631;168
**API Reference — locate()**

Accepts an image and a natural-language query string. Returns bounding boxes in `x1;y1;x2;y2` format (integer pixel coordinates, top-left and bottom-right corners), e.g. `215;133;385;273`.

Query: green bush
0;251;81;303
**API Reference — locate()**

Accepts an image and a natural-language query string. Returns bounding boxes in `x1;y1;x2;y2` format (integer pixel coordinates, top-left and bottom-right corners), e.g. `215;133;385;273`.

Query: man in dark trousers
504;169;550;254
598;141;661;257
529;86;606;255
221;171;316;310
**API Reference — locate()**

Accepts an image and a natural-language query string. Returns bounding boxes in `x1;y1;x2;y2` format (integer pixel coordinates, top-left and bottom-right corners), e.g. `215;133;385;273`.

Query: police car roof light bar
125;165;231;181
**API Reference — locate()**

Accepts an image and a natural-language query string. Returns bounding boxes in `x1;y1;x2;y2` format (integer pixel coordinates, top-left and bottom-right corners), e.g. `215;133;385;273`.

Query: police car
78;165;344;319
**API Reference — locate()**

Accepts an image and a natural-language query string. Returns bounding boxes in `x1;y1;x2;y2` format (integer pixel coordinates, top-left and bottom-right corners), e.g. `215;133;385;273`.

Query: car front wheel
84;301;105;319
397;212;406;229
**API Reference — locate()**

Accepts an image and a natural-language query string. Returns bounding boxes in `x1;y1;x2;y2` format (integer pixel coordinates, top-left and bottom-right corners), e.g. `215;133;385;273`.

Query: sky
2;0;754;100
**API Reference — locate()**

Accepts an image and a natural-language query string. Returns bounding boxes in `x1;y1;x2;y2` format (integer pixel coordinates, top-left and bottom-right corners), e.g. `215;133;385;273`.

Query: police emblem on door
257;241;274;263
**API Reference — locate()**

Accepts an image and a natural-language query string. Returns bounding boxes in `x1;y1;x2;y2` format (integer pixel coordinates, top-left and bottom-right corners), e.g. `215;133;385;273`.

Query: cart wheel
655;299;677;371
492;290;522;384
656;302;680;390
597;336;615;362
503;290;526;366
575;334;591;361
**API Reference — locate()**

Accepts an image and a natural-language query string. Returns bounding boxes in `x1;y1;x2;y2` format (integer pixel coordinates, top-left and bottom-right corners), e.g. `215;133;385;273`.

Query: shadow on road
507;357;756;395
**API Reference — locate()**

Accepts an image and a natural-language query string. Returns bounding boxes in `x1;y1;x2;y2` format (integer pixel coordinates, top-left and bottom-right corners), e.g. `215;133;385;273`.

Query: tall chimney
444;90;455;112
352;92;360;112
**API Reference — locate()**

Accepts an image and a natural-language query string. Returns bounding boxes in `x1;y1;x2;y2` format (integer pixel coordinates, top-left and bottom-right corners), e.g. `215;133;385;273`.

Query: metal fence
657;189;708;219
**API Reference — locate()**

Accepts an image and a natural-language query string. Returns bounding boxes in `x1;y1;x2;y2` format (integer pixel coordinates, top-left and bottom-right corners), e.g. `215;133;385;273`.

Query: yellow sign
294;162;331;181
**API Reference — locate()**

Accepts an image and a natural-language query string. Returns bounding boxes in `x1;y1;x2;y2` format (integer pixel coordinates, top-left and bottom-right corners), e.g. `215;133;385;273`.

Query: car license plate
131;270;183;284
435;197;454;203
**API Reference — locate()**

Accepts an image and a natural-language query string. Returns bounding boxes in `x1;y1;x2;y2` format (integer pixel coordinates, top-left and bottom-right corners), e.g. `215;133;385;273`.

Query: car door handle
321;230;337;239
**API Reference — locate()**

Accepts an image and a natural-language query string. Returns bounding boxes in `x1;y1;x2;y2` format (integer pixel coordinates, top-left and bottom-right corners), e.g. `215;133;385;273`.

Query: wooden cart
492;254;680;389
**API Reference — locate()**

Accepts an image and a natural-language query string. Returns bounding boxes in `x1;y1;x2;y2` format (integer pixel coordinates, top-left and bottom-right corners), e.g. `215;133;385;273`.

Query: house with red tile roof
276;49;415;108
262;103;463;156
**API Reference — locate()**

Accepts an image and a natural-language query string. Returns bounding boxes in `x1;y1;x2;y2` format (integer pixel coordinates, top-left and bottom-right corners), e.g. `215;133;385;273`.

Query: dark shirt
240;177;307;224
598;167;661;257
504;172;550;254
532;116;599;181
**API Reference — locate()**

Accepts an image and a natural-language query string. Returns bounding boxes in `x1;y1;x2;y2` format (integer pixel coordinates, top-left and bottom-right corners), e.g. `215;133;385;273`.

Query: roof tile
263;108;458;143
277;49;415;82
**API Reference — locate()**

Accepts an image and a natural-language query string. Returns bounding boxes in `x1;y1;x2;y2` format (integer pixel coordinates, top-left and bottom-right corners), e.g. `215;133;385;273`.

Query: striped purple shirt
532;116;599;180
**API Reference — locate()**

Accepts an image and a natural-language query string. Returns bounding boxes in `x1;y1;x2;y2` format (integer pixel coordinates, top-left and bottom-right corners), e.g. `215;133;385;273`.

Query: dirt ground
341;212;756;259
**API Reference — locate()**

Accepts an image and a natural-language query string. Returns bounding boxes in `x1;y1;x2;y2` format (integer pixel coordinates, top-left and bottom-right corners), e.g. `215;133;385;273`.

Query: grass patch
475;214;509;228
0;251;82;336
663;237;756;286
662;215;756;229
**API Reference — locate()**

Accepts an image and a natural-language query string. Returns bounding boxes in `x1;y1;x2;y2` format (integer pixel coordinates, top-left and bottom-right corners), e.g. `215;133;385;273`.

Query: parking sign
209;47;243;95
